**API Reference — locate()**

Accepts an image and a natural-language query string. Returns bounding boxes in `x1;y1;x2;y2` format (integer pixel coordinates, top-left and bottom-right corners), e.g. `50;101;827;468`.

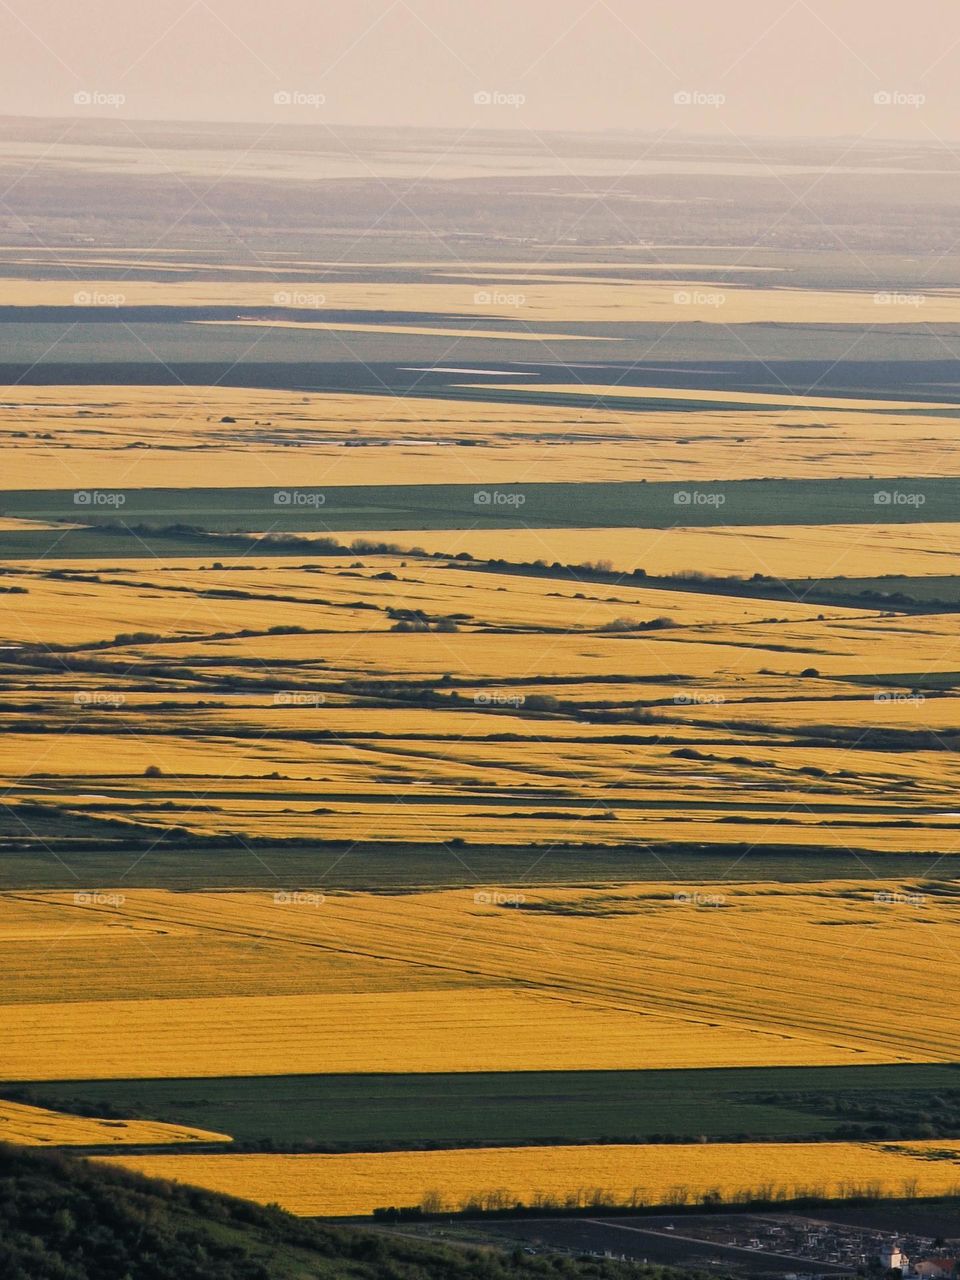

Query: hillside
0;1144;723;1280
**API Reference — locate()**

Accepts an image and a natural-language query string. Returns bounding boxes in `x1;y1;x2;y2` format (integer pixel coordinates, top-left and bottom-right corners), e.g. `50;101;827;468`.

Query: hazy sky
2;0;959;140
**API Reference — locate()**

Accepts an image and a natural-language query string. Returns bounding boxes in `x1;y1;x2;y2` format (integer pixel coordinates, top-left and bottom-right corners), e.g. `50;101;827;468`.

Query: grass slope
0;1143;711;1280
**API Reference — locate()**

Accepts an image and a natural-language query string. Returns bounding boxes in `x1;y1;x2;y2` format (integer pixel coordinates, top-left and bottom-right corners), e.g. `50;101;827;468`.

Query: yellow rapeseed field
0;989;880;1081
2;545;959;852
3;278;960;327
0;1098;230;1146
5;382;960;488
2;882;958;1081
344;524;960;580
477;381;960;411
194;318;597;342
99;1140;960;1217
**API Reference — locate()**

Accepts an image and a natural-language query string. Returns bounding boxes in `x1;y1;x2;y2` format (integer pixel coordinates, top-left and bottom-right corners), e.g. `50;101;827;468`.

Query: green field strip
12;1064;960;1152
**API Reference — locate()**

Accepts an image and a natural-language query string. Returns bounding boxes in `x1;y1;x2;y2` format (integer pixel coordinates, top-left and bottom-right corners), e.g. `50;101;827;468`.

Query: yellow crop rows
3;278;960;327
1;882;957;1081
5;380;960;488
0;1098;230;1147
345;524;960;580
100;1140;960;1217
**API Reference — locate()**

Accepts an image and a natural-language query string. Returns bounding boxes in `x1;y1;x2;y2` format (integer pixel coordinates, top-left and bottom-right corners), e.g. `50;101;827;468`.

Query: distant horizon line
0;112;952;150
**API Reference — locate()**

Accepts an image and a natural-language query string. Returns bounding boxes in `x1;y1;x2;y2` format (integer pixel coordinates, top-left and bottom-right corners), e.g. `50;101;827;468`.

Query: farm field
99;1138;960;1217
344;524;960;580
0;555;862;642
9;478;960;543
2;140;960;1237
6;383;960;493
0;840;939;893
6;276;960;325
0;1097;230;1147
0;563;958;861
2;553;960;853
5;989;880;1081
21;1063;960;1150
0;882;957;1085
